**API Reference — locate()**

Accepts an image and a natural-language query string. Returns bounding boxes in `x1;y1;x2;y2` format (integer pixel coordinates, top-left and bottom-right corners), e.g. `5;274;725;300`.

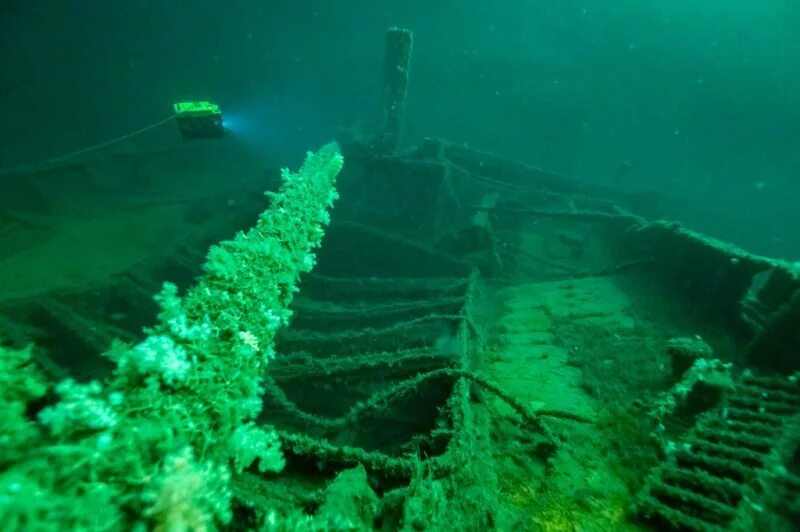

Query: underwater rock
316;465;379;530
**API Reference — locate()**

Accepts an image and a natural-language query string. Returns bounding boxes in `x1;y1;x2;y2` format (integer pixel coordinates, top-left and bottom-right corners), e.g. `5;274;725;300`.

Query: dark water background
1;1;798;259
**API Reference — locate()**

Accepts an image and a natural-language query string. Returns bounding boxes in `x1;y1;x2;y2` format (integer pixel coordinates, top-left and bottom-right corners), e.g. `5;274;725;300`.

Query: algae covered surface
3;138;797;530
